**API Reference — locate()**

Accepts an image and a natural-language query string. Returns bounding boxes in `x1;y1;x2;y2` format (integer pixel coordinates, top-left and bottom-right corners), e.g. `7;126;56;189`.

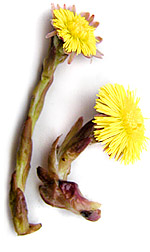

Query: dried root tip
80;209;101;221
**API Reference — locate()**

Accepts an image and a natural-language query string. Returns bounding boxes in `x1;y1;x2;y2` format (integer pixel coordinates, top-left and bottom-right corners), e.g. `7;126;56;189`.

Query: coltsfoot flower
9;4;103;235
93;84;148;164
46;4;103;63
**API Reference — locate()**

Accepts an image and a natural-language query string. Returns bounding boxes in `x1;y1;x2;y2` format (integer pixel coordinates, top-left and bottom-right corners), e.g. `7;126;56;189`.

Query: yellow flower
93;84;148;164
46;4;103;63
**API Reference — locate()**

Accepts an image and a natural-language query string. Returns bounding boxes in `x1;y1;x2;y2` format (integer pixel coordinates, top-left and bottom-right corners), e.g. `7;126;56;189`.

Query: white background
1;0;150;251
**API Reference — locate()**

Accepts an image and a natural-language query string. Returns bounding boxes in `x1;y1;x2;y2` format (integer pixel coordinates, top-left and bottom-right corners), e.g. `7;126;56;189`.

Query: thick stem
37;118;101;221
9;36;67;235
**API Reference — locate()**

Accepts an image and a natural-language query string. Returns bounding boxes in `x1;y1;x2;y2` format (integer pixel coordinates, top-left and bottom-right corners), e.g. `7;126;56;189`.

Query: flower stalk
37;117;101;221
37;82;148;221
9;4;103;235
9;36;68;235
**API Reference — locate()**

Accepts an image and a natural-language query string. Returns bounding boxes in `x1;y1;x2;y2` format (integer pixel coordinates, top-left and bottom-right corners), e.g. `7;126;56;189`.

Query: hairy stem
9;36;67;235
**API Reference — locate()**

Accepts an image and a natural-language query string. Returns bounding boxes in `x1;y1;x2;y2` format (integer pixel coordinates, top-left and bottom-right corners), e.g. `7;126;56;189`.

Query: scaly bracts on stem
9;4;103;234
9;36;68;235
37;117;101;221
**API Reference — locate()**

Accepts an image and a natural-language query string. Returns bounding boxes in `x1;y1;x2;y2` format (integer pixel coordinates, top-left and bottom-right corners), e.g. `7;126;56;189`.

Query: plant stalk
9;36;67;235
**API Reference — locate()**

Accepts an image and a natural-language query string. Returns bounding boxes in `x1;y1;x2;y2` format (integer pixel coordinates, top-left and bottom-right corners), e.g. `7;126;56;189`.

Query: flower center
67;16;89;40
122;98;144;135
123;111;139;132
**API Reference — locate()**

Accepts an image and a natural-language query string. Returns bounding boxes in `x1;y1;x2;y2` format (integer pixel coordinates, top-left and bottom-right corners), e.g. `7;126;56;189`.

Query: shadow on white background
1;0;150;251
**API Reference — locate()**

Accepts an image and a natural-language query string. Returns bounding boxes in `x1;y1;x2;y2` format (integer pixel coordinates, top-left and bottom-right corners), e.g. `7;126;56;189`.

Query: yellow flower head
93;84;148;164
46;4;103;63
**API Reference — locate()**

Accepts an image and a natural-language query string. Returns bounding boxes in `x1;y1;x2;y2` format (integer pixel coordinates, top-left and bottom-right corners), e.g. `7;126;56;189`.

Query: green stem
9;36;67;235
